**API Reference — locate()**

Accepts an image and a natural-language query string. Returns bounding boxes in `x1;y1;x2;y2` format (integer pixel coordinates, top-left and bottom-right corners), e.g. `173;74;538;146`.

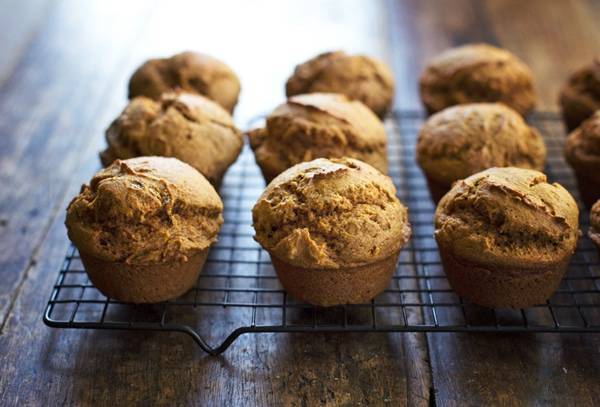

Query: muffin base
269;252;400;307
439;250;571;309
561;103;595;133
257;165;279;186
79;249;209;303
573;172;600;208
424;175;450;204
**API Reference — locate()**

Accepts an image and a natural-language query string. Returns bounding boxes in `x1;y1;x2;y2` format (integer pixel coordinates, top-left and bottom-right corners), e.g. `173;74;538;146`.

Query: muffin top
248;93;387;182
565;110;600;180
66;157;223;265
285;51;395;117
128;51;240;113
590;200;600;247
435;167;579;269
101;92;243;186
252;157;410;269
416;103;546;185
559;57;600;128
419;43;536;116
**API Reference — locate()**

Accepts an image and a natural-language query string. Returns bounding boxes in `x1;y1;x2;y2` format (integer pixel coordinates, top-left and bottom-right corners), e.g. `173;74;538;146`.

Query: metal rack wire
43;111;600;355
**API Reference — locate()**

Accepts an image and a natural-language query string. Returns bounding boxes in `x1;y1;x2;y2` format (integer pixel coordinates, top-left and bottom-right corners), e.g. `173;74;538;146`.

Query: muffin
590;200;600;251
564;110;600;208
247;93;387;183
559;57;600;131
65;157;223;303
252;157;411;306
416;103;546;203
128;51;240;113
434;167;579;308
101;92;243;187
285;51;395;117
419;43;537;116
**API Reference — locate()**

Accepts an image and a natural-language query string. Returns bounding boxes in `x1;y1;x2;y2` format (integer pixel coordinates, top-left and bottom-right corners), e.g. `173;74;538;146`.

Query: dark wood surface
389;1;600;405
0;0;598;405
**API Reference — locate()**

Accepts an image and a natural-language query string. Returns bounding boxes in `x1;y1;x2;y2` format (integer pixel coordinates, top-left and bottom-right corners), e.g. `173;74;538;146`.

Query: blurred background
2;0;597;127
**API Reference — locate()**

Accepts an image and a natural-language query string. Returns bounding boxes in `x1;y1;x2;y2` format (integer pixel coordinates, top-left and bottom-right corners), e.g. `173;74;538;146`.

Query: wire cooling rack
43;111;600;355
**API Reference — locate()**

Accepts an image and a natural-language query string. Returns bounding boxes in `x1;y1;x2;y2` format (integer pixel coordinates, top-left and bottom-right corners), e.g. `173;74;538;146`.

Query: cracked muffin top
416;103;546;186
252;157;411;269
128;51;240;113
435;167;579;269
66;157;223;265
247;93;387;183
590;200;600;248
419;43;536;116
559;57;600;130
101;92;243;186
565;110;600;180
285;51;395;117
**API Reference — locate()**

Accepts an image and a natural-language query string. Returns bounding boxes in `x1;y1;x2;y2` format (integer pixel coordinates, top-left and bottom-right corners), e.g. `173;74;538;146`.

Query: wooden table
0;0;598;405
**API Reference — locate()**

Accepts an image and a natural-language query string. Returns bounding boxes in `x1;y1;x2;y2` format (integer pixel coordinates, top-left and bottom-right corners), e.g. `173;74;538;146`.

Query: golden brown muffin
101;92;243;187
559;57;600;131
435;167;579;308
565;110;600;208
252;157;411;306
248;93;387;183
419;44;537;116
416;103;546;203
128;51;240;113
285;51;395;117
65;157;223;303
589;200;600;251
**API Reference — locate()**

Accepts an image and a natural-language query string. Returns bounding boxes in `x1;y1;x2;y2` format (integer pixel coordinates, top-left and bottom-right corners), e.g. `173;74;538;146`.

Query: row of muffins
102;46;600;204
125;45;599;127
65;45;599;309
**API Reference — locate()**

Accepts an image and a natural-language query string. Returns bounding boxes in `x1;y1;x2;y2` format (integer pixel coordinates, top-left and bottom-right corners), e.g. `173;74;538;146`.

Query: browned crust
434;167;579;268
101;93;243;187
252;158;410;269
590;200;600;251
285;51;395;118
80;248;209;303
419;44;536;116
128;51;240;113
564;112;600;207
438;246;570;308
247;93;388;183
416;104;546;190
269;252;400;307
559;58;600;131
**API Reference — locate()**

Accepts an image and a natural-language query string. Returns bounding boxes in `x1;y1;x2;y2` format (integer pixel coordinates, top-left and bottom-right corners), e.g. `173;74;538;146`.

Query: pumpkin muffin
419;43;536;116
247;93;387;183
65;157;223;303
416;103;546;203
565;110;600;208
590;200;600;251
435;167;579;309
252;157;411;306
285;51;395;117
128;51;240;113
559;57;600;131
101;92;243;187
